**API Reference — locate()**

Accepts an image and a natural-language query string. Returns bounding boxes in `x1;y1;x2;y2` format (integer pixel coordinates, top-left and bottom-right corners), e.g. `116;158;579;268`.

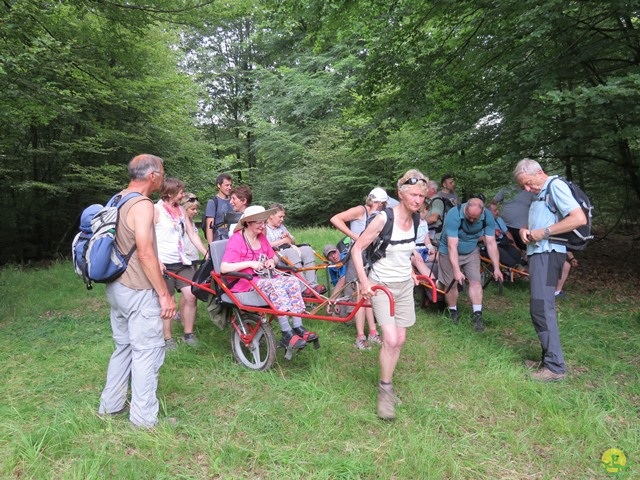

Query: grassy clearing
0;229;638;479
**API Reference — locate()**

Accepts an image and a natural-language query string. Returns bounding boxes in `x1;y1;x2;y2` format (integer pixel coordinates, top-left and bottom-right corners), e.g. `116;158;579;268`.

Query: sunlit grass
1;229;638;479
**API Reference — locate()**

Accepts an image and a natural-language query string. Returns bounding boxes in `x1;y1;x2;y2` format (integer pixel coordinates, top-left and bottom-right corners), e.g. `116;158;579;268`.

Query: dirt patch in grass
572;232;640;298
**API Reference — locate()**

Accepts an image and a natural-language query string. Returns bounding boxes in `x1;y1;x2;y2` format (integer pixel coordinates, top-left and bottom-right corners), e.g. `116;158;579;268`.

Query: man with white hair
438;195;503;332
514;158;586;382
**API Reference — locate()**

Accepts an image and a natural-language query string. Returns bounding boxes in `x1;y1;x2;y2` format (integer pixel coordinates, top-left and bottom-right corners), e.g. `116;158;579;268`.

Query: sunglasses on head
186;197;198;203
469;193;486;203
402;177;427;186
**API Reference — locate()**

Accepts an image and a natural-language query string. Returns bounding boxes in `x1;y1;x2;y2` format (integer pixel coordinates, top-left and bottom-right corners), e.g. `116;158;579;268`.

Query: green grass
0;228;638;479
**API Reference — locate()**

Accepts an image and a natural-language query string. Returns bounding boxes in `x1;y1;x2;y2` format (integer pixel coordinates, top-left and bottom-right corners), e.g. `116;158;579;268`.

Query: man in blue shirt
323;244;346;286
438;196;503;332
514;158;587;382
204;173;233;242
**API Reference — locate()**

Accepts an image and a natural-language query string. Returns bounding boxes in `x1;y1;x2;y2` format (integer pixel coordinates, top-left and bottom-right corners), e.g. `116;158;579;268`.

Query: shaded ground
570;232;640;298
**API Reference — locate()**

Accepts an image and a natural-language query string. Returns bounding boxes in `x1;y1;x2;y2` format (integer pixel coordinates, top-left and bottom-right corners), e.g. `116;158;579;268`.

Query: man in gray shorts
438;196;503;332
98;154;176;428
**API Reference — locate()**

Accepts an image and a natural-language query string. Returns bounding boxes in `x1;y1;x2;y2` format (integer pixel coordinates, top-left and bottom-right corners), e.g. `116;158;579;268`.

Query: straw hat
233;205;278;232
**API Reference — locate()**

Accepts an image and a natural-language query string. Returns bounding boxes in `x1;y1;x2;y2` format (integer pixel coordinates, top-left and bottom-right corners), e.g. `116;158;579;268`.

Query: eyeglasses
402;178;427;186
186;197;198;203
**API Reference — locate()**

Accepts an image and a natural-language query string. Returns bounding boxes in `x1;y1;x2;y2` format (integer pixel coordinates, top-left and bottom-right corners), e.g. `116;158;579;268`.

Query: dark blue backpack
546;177;594;251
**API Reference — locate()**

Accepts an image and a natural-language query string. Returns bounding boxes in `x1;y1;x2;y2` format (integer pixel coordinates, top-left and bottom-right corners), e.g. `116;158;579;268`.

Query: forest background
1;0;639;264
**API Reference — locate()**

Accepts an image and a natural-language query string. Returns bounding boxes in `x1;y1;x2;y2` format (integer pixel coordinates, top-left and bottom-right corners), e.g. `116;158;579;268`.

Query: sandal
293;326;318;342
280;330;307;349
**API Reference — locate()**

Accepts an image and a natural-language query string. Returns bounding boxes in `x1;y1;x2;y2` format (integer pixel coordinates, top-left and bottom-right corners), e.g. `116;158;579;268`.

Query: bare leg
467;280;483;305
379;324;407;382
556;260;571;292
354;308;365;337
365;307;377;335
179;286;197;335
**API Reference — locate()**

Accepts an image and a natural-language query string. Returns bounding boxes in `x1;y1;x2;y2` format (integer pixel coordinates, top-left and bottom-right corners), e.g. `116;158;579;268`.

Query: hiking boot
183;333;199;347
530;367;566;382
448;309;460;325
281;330;307;349
472;311;485;332
293;326;318;342
524;359;542;370
367;333;383;347
354;336;371;350
164;338;177;351
377;384;396;421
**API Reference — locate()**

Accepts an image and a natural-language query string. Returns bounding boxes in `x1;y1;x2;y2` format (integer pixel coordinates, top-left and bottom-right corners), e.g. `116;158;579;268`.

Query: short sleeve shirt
495;216;508;241
527;177;580;256
496;187;535;229
204;196;232;239
438;203;496;255
221;232;274;292
427;197;445;232
265;223;291;245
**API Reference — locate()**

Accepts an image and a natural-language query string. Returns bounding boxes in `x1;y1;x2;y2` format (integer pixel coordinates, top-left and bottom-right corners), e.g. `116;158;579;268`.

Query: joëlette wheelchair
479;251;529;294
165;239;398;371
272;243;348;296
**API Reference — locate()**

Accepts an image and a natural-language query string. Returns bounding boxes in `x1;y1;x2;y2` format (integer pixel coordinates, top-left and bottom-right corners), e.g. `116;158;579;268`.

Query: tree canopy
1;0;638;262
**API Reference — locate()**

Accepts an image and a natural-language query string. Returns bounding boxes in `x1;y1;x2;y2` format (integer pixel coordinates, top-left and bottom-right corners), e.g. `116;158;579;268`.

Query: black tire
230;310;277;371
414;285;427;308
481;264;494;289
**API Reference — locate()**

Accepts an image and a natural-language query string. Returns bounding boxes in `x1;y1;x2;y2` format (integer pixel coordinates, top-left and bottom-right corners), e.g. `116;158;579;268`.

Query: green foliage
0;0;211;262
3;0;640;262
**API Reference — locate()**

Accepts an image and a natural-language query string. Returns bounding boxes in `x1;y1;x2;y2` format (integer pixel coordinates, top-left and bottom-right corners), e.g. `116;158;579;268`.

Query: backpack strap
111;192;144;259
385;209;420;246
211;196;222;227
378;208;395;249
362;204;369;223
544;176;561;215
202;195;221;231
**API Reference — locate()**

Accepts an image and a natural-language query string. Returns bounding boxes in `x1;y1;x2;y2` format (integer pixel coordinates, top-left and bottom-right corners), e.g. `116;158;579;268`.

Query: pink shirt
222;231;275;292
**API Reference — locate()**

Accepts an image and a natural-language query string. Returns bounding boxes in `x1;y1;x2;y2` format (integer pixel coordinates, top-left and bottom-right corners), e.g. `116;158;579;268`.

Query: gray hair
427;180;439;191
513;158;542;179
128;154;164;181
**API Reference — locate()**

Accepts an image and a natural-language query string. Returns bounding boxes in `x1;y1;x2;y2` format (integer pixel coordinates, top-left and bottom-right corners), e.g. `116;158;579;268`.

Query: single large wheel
481;264;504;294
480;264;494;289
413;285;427;308
230;310;277;371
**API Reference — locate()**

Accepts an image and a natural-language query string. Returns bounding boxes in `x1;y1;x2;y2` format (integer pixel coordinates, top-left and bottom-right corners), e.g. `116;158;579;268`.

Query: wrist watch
543;227;551;239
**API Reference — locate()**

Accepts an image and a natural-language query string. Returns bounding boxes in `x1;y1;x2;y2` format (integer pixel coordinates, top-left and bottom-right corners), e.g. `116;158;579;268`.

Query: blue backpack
72;192;142;290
